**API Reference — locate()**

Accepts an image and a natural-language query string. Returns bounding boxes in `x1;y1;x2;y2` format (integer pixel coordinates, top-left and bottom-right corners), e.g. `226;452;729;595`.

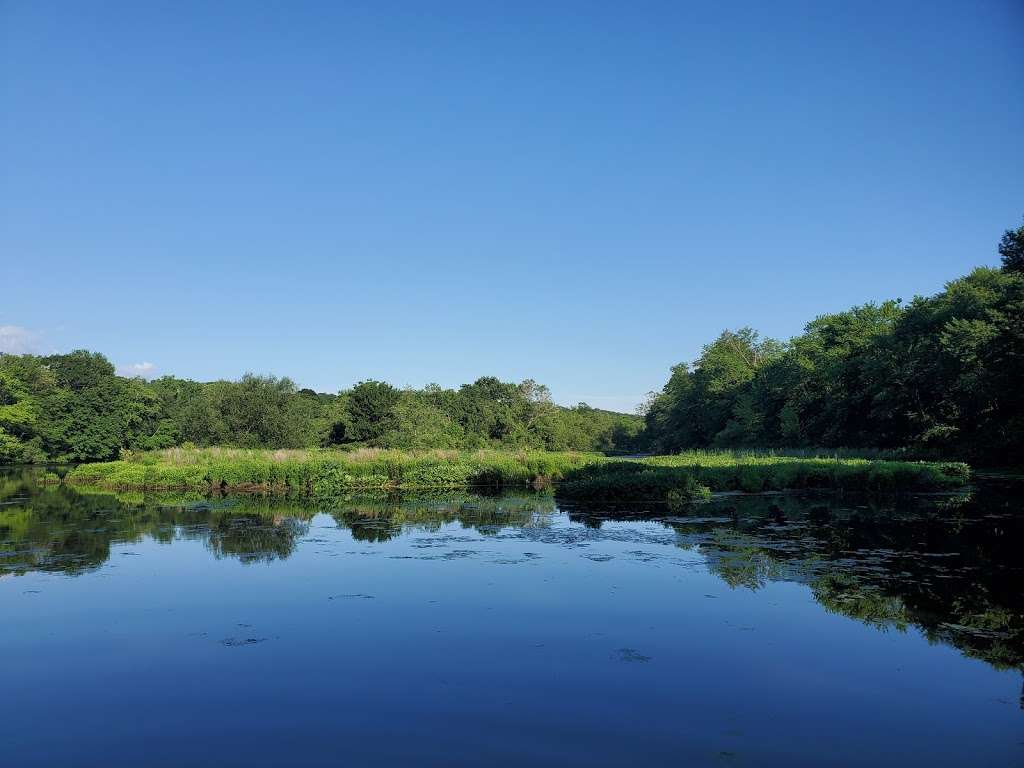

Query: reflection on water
1;467;1022;766
0;469;554;572
4;468;1020;672
569;487;1024;673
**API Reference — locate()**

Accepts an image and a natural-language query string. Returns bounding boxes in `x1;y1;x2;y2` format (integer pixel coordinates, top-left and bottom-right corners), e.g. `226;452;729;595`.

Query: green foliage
340;380;401;443
0;355;642;463
9;217;1019;465
62;447;966;505
557;451;966;504
999;218;1024;273
63;447;600;493
644;218;1024;464
0;364;47;462
0;351;164;462
379;393;465;449
557;461;712;504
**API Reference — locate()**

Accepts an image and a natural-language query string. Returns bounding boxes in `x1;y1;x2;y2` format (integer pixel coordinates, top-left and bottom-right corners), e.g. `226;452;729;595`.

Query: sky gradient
2;1;1022;412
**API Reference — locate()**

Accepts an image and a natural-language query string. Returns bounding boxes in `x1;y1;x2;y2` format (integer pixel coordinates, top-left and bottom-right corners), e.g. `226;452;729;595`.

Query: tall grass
65;448;599;493
556;451;969;502
63;447;970;498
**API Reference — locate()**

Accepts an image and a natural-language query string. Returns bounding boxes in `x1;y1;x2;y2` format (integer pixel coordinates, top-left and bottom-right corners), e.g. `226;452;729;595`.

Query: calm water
2;469;1022;767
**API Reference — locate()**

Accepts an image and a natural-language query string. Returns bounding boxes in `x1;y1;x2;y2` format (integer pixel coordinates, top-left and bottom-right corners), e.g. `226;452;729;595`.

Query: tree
451;377;530;444
35;350;157;461
0;357;50;462
786;301;901;446
214;374;306;448
641;217;1024;462
999;219;1024;274
643;363;697;452
380;392;464;449
685;329;781;446
341;380;401;443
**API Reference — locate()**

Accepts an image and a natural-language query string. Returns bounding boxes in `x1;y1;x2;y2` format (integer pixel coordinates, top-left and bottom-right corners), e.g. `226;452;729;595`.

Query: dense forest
0;357;644;463
645;220;1024;464
2;220;1022;466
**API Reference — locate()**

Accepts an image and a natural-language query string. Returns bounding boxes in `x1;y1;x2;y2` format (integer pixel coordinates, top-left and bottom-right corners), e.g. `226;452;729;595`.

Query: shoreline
48;448;971;502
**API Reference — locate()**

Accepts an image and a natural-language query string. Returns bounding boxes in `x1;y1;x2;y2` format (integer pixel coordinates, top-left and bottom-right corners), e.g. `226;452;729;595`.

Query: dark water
2;468;1022;767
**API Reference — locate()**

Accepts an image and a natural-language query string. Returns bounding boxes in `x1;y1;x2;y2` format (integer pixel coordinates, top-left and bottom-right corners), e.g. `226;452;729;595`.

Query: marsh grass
555;451;969;502
64;447;969;498
66;447;600;493
556;461;714;504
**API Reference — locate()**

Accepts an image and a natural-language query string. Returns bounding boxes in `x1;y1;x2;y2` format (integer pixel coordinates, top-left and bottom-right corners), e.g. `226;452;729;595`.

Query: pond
1;468;1022;766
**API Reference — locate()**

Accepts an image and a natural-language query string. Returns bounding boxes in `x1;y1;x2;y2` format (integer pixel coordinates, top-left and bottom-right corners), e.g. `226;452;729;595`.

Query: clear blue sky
2;1;1021;411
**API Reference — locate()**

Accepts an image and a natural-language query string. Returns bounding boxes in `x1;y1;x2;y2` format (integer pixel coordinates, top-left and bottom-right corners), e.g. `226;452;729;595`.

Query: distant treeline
0;357;644;463
644;219;1024;464
3;219;1021;465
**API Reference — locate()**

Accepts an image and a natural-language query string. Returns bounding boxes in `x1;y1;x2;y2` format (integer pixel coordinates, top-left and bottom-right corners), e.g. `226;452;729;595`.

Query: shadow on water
2;466;1022;678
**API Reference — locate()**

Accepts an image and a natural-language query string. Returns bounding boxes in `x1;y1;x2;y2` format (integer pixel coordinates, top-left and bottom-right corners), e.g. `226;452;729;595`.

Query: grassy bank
59;447;970;501
555;452;970;504
62;447;598;494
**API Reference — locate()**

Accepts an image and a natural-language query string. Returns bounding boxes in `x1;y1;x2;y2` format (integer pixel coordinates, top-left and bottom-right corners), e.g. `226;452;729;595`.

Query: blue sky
2;1;1022;412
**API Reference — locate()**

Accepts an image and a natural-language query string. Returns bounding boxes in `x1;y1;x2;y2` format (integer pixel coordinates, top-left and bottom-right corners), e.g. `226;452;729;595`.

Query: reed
63;447;970;498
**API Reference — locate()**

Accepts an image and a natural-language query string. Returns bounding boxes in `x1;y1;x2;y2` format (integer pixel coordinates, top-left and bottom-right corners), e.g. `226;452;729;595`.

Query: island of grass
556;453;969;503
57;447;970;502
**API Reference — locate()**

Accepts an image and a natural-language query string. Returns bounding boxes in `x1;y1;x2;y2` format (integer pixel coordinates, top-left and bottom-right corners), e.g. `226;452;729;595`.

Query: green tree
379;392;464;449
340;380;401;443
34;350;159;461
999;219;1024;273
213;374;307;448
642;216;1024;462
786;301;902;446
0;358;50;462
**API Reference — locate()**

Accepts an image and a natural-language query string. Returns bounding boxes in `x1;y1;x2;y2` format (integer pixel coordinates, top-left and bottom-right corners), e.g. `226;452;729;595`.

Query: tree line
644;219;1024;463
2;219;1021;465
0;355;644;463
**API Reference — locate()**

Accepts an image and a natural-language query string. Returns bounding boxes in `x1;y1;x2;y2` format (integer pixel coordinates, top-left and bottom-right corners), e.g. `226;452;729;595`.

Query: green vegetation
59;446;967;501
3;218;1021;467
556;451;967;503
644;219;1024;464
0;357;643;463
62;447;600;493
556;462;713;505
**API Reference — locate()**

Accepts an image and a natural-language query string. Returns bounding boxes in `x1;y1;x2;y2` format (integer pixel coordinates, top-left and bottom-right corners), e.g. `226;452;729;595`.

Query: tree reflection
566;482;1024;671
0;469;315;571
327;492;554;542
5;467;1021;675
0;469;555;572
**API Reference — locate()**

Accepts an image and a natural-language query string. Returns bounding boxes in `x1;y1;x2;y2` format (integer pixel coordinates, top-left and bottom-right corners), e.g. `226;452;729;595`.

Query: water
2;468;1022;767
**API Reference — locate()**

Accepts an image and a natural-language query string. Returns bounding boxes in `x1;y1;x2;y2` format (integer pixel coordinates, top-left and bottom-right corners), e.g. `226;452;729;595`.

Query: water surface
2;469;1022;766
